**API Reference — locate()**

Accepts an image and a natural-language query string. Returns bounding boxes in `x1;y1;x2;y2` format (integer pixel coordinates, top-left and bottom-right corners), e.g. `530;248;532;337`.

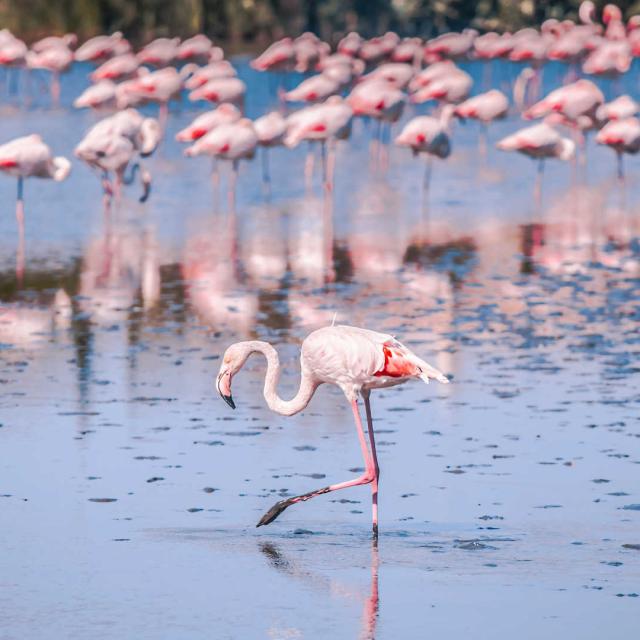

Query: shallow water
0;59;639;639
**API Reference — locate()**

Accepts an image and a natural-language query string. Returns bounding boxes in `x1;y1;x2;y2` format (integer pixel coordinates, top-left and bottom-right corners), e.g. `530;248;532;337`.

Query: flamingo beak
216;370;235;409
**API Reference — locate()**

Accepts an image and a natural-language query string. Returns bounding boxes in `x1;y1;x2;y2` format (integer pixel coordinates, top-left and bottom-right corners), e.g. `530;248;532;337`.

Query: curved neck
247;341;318;416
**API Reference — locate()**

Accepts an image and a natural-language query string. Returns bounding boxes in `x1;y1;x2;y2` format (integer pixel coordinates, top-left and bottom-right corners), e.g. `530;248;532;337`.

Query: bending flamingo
216;324;448;534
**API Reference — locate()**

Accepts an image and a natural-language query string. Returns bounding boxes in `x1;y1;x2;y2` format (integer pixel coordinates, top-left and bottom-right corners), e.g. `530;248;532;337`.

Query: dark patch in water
88;498;117;503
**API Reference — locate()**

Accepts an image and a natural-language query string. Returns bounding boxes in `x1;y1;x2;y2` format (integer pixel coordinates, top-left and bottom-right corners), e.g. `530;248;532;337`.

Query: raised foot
256;498;295;527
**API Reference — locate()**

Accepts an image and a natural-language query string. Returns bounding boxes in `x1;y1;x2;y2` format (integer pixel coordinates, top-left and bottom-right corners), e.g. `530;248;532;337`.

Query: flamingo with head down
216;323;448;534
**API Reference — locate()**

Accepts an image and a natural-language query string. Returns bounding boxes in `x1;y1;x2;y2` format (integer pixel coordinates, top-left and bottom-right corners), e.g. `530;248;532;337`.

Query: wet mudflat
0;59;639;639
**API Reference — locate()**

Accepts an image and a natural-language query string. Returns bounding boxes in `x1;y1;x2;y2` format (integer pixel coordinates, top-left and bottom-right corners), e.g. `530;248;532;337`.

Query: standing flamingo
595;117;640;179
0;134;70;281
496;123;575;207
454;90;509;155
216;324;448;533
26;44;73;105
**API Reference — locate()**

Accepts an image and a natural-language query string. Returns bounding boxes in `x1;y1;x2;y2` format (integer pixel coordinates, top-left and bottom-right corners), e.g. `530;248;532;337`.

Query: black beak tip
222;394;236;410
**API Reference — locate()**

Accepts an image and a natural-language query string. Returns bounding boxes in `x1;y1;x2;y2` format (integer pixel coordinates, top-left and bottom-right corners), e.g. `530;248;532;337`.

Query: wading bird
0;134;70;280
216;324;448;534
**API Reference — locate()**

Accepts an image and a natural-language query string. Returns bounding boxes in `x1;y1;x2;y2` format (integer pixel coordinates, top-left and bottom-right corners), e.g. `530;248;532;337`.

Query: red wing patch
374;341;418;378
0;159;17;168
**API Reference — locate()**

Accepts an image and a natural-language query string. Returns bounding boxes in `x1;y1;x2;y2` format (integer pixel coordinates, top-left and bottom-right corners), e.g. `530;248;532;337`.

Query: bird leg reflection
259;538;379;640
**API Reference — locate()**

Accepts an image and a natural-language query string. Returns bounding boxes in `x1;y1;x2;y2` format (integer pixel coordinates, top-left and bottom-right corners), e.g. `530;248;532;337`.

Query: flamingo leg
16;177;25;286
362;390;379;536
51;71;60;107
616;151;624;182
304;142;314;191
228;159;238;213
256;398;375;528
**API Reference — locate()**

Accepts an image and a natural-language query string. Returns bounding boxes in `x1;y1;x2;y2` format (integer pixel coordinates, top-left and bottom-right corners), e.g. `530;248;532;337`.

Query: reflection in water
260;540;379;640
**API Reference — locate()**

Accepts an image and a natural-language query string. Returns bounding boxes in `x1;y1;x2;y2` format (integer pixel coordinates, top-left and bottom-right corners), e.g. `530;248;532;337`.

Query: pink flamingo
176;35;216;63
188;76;246;108
136;37;179;67
121;66;196;129
284;73;341;103
74;32;130;62
31;34;77;53
496;123;575;206
175;103;241;142
91;53;139;82
361;62;414;90
472;32;514;60
285;96;353;189
596;95;639;122
293;33;329;73
216;324;448;533
184;60;236;90
251;38;295;72
424;29;477;59
582;39;631;75
524;79;603;121
391;37;423;65
73;79;117;110
596;117;640;179
395;107;454;210
75;109;161;203
26;44;73;105
411;68;472;104
254;111;287;184
454;90;509;155
337;32;363;57
0;134;70;281
184;119;258;210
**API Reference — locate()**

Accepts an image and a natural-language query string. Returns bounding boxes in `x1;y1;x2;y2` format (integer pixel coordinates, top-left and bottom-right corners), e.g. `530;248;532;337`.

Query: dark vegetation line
2;1;637;50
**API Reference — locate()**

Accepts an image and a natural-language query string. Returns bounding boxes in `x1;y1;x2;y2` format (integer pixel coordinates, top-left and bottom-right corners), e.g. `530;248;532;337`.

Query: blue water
0;58;638;639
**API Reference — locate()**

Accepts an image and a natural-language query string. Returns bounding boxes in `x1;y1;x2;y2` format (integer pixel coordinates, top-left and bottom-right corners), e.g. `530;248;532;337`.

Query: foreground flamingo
216;324;448;533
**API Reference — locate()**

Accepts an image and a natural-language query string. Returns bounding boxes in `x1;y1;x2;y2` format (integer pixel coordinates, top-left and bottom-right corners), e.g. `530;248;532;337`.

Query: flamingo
216;324;448;534
361;62;414;90
31;34;77;53
176;34;216;62
254;111;287;183
391;37;423;65
26;45;73;105
596;95;639;122
251;38;295;72
411;68;472;104
175;103;241;142
285;96;353;189
395;106;454;204
184;119;258;209
136;37;180;67
496;123;575;206
293;33;329;73
120;66;196;129
424;30;477;59
184;60;236;90
91;53;139;82
75;109;161;203
284;73;341;103
595;117;640;179
337;32;363;57
454;90;509;155
0;134;70;281
73;79;117;109
74;32;130;62
188;76;246;107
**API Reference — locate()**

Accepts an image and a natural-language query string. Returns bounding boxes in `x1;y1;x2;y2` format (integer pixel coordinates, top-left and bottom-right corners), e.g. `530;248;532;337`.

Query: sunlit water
0;59;639;639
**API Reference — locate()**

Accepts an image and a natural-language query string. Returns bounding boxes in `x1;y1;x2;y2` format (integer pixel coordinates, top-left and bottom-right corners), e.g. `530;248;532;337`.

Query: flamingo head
52;156;71;181
216;342;254;409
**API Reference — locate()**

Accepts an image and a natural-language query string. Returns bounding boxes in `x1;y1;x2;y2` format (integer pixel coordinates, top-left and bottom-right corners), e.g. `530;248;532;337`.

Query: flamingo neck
247;341;318;416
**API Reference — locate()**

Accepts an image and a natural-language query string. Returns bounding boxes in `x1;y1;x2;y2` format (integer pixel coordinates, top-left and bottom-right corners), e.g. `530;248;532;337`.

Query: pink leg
51;71;60;108
362;391;379;536
16;177;25;286
257;397;375;527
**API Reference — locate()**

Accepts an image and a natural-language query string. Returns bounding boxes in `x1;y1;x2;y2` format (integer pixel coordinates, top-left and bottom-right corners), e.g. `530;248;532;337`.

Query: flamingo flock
3;3;640;534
